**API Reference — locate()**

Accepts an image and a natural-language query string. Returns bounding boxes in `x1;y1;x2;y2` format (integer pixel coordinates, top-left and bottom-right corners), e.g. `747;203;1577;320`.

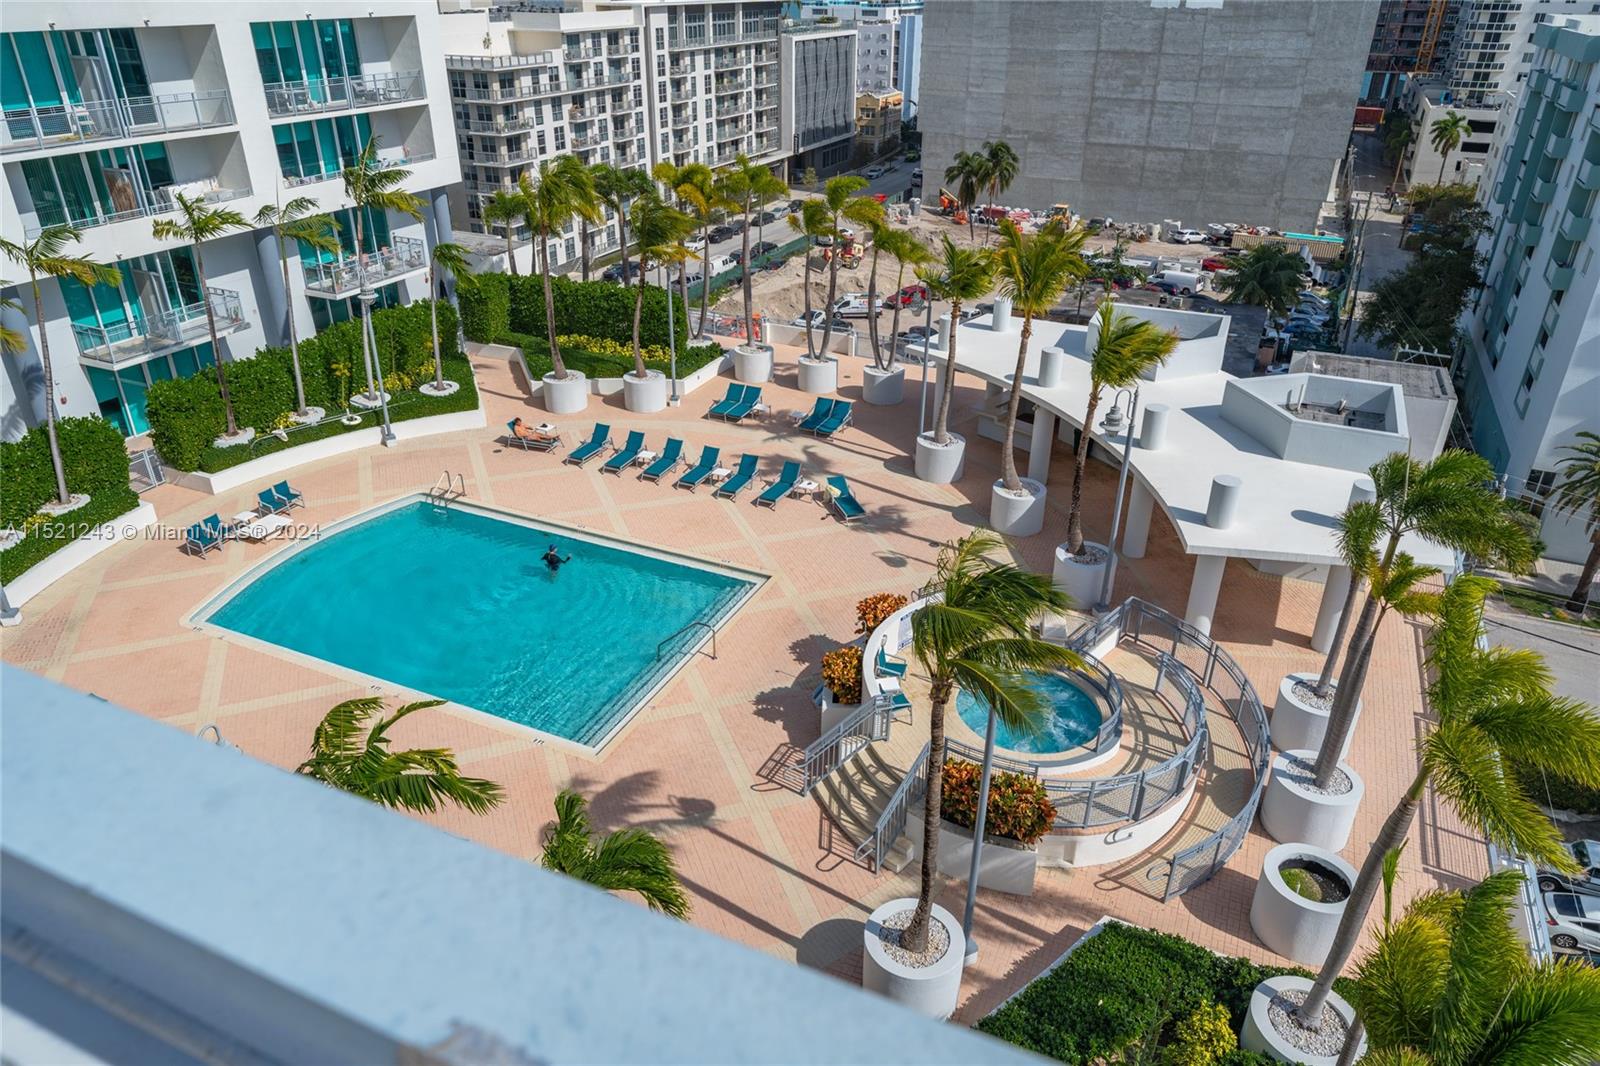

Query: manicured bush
821;645;863;704
222;349;296;433
503;331;724;382
0;486;140;584
1514;759;1600;816
460;271;510;342
146;375;227;470
939;758;1056;847
0;416;134;526
466;274;689;352
855;592;909;634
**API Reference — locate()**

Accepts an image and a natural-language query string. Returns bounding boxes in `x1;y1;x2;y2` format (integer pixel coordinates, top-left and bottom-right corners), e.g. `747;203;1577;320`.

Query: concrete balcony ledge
303;236;428;299
24;183;251;239
73;288;247;367
2;90;235;154
264;71;424;118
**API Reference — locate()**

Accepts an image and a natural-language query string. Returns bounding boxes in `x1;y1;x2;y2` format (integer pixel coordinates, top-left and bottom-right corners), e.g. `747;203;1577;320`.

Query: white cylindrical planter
541;371;589;414
733;343;773;383
861;900;966;1020
915;432;966;484
1250;842;1357;967
1261;751;1365;851
990;477;1047;537
798;357;837;394
1053;541;1110;610
934;313;952;351
990;295;1013;331
1140;403;1170;450
1271;674;1361;758
1206;474;1241;529
622;369;668;413
862;365;906;405
1241;975;1366;1066
1038;346;1066;388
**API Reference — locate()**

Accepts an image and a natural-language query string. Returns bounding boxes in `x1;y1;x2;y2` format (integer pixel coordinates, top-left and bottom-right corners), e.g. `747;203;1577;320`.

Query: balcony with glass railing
464;116;537;135
24;183;251;240
671;109;696;129
571;71;633;91
715;101;746;118
73;288;246;368
568;103;608;121
716;77;752;94
713;54;749;71
474;144;540;166
3;91;235;154
263;71;424;118
571;130;606;149
565;46;602;61
446;53;560;72
302;235;427;299
285;143;434;187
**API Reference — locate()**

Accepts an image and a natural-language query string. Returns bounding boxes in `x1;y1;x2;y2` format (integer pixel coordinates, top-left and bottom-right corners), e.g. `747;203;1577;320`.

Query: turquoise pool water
205;500;757;746
955;672;1103;754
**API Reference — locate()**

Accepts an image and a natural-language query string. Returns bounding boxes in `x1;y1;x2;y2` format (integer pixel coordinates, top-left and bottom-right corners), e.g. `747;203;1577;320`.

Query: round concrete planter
989;478;1047;537
861;899;965;1020
732;343;773;383
1250;842;1358;967
622;369;668;413
1271;674;1361;759
1261;750;1364;852
915;432;966;484
1240;975;1366;1065
541;370;589;414
862;365;906;405
1052;541;1110;611
419;380;460;398
798;356;838;394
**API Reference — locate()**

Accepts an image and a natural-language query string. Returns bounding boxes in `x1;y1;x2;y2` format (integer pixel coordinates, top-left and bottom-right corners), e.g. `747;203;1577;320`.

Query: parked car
886;284;930;308
787;199;805;213
601;262;642;283
683;236;707;252
911;168;923;183
864;164;885;179
1202;257;1232;273
1538;840;1600;896
1145;280;1181;295
904;149;921;162
1298;290;1331;308
1147;269;1207;295
758;210;780;225
750;240;780;257
1545;890;1600;953
790;311;852;332
831;292;883;317
708;224;735;243
1170;229;1207;244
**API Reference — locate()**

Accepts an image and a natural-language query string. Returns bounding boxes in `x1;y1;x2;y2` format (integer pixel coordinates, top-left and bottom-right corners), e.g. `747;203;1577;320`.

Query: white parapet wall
6;500;158;607
509;346;733;400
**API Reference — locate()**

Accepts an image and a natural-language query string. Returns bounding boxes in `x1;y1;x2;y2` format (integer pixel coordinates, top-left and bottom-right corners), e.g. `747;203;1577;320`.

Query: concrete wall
918;0;1379;231
1220;374;1410;474
1082;302;1228;379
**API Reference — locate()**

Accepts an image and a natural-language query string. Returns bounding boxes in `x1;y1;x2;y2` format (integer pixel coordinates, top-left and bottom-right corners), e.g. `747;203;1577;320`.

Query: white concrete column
934;313;952;351
1185;554;1227;636
1027;410;1056;482
1207;475;1242;529
1038;346;1065;388
990;295;1014;331
1122;480;1156;559
1312;565;1351;653
1140;403;1170;450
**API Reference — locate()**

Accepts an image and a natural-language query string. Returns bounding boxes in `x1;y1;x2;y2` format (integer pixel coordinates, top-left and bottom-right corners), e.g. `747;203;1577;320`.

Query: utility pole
1342;192;1373;351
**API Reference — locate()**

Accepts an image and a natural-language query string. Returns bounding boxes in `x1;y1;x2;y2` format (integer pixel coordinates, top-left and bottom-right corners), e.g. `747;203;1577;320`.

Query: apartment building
1458;15;1600;564
800;1;922;119
1395;79;1504;187
855;90;902;157
0;3;461;440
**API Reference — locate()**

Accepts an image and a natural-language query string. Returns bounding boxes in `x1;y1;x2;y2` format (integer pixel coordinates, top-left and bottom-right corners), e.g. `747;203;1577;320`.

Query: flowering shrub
940;758;1057;847
555;334;677;366
855;592;909;635
821;645;863;704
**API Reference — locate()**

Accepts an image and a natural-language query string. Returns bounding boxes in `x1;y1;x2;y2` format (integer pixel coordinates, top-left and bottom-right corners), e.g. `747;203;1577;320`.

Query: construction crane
1415;0;1450;78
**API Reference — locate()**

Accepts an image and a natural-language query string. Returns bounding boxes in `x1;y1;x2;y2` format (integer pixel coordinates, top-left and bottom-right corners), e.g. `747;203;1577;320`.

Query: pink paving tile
60;639;211;719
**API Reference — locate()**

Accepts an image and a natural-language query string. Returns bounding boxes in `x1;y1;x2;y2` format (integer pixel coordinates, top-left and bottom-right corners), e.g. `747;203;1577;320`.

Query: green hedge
0;487;141;584
0;416;132;527
461;272;688;352
502;330;724;381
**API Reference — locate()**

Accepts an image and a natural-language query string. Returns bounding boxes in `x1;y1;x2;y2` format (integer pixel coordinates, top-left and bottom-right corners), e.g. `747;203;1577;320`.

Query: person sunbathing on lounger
513;418;555;443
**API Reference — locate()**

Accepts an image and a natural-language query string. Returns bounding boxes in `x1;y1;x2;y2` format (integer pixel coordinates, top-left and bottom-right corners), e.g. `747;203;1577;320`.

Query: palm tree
1309;450;1537;790
1215;244;1306;318
0;291;24;356
425;241;474;394
866;225;931;373
0;230;120;505
943;150;990;242
539;789;690;918
520;155;600;381
921;236;996;446
814;175;883;360
1063;302;1179;556
670;162;727;338
981;140;1019;239
717;154;787;347
1310;500;1384;696
341;138;424;399
254;197;341;416
990;218;1087;494
651;161;696;333
1430;111;1472;185
1549;430;1600;612
591;163;653;288
483;188;524;276
297;697;505;815
151;193;251;437
900;529;1081;953
1343;869;1600;1066
626;190;692;382
1295;574;1600;1027
787;199;831;359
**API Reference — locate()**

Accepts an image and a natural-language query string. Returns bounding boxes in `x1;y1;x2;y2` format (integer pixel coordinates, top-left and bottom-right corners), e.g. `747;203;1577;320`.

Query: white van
1148;269;1207;296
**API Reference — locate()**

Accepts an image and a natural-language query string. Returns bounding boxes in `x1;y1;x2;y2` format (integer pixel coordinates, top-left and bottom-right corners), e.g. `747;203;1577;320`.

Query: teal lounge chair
270;480;303;510
504;420;560;452
639;438;684;482
184;517;222;557
706;383;744;421
876;647;908;678
798;397;836;434
564;423;612;466
754;460;801;508
258;488;291;515
713;453;760;499
674;445;721;492
718;385;762;423
825;475;865;522
601;430;647;474
813;399;853;437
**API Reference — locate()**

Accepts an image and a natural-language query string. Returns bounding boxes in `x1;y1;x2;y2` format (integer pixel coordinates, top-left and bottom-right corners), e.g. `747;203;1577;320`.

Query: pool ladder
657;620;716;660
430;470;466;503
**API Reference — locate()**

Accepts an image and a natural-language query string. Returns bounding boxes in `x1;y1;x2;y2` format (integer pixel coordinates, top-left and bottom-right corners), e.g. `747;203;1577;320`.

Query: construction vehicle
936;187;960;216
1048;203;1072;221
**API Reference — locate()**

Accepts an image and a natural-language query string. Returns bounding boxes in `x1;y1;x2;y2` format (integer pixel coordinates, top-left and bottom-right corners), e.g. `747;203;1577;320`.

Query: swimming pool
955;671;1104;755
200;497;761;748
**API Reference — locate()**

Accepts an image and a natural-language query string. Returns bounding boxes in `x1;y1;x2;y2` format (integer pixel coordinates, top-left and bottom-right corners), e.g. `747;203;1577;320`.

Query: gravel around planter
1268;987;1350;1059
874;907;950;969
1067;544;1110;565
1291;680;1335;711
1280;754;1352;796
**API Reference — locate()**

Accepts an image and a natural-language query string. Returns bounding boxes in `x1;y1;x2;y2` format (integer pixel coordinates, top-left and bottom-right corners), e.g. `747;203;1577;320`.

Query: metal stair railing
657;620;715;660
855;741;930;871
429;471;466;501
800;693;894;794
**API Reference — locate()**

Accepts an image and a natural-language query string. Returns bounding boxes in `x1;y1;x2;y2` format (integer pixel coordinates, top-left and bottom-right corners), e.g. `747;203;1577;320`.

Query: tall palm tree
1063;302;1179;556
297;697;505;815
539;789;690;918
670;162;726;338
1549;430;1600;612
943;150;990;243
0;230;120;504
981;140;1019;240
520;155;600;381
651;161;696;334
717;154;787;347
990;218;1087;494
1296;574;1600;1027
1430;111;1472;185
254;197;341;417
1311;499;1384;696
591;163;653;287
1309;450;1537;790
483;188;524;277
787;199;831;359
900;529;1080;953
151;193;251;437
921;237;996;446
814;174;883;359
626;191;692;382
1343;869;1600;1066
866;225;931;373
0;291;24;356
425;241;474;394
1215;244;1306;317
341;138;424;400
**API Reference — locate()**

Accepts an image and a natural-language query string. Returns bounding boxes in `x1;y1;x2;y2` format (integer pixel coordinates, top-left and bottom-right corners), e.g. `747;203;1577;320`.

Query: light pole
1094;386;1139;611
360;285;395;445
666;259;679;406
960;699;1000;964
916;295;935;436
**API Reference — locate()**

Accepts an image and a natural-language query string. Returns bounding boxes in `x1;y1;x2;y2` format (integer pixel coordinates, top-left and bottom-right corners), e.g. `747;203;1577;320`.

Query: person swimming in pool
542;544;571;572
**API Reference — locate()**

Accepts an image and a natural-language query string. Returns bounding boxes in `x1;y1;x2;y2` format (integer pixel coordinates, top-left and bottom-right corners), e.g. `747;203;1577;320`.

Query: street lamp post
666;261;679;406
1094;386;1140;611
960;701;1000;964
359;286;395;445
917;296;935;436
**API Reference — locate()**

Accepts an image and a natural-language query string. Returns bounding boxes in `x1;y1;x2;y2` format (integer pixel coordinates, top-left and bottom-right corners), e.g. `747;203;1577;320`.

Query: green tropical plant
1429;111;1472;185
864;224;930;372
626;190;693;381
483;188;524;276
920;236;996;446
1296;575;1600;1026
254;197;341;416
814;174;882;360
340;137;424;394
425;241;475;393
296;697;505;815
944;149;991;242
667;162;727;337
1549;430;1600;612
981;140;1019;241
521;155;601;380
1311;498;1385;696
900;529;1082;952
991;218;1087;494
651;161;696;332
717;154;787;347
1214;244;1306;317
786;199;831;358
0;232;121;505
1063;302;1179;556
590;163;653;286
540;789;690;918
1;291;27;355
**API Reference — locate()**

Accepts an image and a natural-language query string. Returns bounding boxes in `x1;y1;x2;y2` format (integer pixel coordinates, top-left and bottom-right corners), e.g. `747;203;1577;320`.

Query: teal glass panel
317;22;343;81
315;118;340;172
20;158;65;227
168;248;201;306
53;156;99;225
274;124;299;177
2;37;31;111
59;278;100;329
192;342;216;369
355;112;373;151
107;29;149;98
146;356;173;383
12;33;62;107
293;121;320;179
140;142;173;187
116;364;149;435
85;150;114;209
273;23;302;84
332;114;357;163
171;348;199;378
297;23;324;84
49;33;80;104
252;24;280;84
85;367;129;436
338;21;360;76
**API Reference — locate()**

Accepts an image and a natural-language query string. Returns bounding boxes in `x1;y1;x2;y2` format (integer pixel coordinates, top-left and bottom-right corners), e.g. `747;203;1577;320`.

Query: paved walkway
1;339;1485;1022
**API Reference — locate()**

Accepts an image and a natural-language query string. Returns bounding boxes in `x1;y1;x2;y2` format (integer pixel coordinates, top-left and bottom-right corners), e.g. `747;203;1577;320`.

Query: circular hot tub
954;669;1113;768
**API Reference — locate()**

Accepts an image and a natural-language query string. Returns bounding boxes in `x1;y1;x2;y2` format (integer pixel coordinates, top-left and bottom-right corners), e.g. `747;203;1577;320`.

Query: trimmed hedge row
0;487;141;585
501;331;725;382
0;416;132;527
461;273;688;352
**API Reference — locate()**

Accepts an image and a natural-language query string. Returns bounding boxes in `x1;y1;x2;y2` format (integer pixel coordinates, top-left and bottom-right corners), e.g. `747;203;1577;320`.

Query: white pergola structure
935;303;1456;638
